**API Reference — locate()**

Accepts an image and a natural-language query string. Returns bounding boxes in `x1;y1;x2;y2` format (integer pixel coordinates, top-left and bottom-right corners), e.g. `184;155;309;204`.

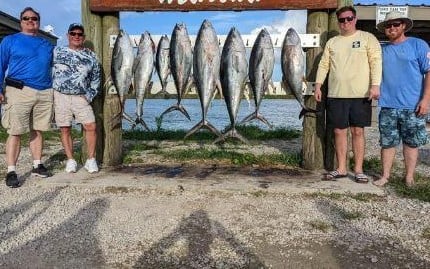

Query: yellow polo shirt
315;30;382;98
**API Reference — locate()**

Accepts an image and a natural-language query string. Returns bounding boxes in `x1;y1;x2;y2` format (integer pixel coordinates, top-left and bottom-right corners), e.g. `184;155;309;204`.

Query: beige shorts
1;86;54;135
54;91;95;127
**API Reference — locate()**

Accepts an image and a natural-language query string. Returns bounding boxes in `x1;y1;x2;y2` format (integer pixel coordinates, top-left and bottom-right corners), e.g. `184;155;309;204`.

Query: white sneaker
84;158;99;173
65;159;77;173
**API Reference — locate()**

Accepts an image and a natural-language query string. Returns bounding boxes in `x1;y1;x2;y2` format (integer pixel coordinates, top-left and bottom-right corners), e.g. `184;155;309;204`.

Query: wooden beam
303;10;328;170
82;0;105;165
101;14;123;166
90;0;337;12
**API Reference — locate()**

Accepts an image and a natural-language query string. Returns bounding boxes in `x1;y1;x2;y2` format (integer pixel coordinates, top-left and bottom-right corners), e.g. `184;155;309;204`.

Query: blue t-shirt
379;37;430;109
0;32;54;93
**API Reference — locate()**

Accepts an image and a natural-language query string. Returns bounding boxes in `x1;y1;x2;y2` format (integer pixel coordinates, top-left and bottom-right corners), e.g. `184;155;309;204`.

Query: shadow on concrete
132;209;266;268
112;163;313;181
0;197;109;268
0;186;66;242
313;198;430;269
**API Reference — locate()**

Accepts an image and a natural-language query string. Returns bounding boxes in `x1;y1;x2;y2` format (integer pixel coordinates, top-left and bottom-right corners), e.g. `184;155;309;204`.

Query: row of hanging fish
111;19;318;142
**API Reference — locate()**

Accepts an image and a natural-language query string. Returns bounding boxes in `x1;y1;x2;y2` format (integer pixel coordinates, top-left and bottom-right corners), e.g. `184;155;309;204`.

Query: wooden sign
90;0;338;12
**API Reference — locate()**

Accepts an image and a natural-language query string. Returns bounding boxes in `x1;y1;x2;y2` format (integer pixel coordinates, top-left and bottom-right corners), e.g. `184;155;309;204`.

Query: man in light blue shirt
374;11;430;187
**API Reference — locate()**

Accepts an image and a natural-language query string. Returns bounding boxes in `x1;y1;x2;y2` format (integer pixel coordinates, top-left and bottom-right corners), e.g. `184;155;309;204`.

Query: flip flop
322;170;348;181
355;173;369;184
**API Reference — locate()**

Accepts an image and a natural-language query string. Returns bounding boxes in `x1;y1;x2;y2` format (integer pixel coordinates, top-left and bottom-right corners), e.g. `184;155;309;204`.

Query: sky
1;0;307;46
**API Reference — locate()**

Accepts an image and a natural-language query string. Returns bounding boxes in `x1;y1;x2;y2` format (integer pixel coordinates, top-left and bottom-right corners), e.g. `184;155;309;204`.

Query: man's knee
83;122;96;132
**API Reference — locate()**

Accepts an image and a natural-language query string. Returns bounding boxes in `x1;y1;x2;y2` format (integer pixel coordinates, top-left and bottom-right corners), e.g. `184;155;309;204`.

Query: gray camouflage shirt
52;46;101;102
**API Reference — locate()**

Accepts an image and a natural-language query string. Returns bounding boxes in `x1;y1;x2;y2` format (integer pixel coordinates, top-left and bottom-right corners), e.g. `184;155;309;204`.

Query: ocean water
122;98;303;131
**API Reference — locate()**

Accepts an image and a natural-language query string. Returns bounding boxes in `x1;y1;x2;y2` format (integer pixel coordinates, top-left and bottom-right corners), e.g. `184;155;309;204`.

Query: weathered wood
90;0;337;12
303;11;329;170
101;14;122;166
81;0;104;164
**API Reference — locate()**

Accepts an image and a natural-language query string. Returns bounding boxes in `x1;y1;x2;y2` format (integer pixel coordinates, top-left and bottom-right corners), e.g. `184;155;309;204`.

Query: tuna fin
131;117;150;131
160;104;191;121
184;120;221;140
214;127;249;144
240;111;273;128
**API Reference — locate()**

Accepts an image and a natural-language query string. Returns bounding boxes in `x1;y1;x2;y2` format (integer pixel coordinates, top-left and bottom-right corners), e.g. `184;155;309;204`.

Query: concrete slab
39;165;386;196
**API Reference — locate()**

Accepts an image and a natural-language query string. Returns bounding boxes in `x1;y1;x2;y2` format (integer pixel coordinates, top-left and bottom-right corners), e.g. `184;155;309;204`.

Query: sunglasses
385;22;402;29
21;16;39;22
69;32;84;37
338;16;355;23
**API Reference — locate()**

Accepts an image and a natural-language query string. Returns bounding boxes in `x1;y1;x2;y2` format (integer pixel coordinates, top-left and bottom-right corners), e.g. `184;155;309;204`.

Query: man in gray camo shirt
52;23;101;173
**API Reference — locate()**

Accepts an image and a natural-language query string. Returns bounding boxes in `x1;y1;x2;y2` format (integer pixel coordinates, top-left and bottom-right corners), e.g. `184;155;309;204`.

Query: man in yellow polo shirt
314;6;382;183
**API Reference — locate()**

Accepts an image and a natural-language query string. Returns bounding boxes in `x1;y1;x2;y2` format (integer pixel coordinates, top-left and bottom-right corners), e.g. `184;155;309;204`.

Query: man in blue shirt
0;7;54;188
373;11;430;187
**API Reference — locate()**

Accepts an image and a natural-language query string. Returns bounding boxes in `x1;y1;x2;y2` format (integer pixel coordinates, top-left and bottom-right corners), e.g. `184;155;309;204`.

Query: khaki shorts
1;86;54;135
54;91;95;127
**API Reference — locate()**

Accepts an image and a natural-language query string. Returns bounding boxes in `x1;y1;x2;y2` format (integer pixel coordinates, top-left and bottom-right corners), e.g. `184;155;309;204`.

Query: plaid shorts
379;108;428;148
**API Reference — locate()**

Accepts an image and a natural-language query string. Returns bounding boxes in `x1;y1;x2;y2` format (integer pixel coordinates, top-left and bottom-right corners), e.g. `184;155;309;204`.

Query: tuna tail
131;117;150;131
110;111;135;130
160;103;191;121
213;127;248;144
153;81;171;98
299;107;320;119
240;111;273;129
184;119;221;140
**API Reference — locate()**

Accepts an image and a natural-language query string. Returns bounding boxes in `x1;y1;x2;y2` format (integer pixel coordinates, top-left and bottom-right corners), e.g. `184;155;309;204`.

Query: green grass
422;227;430;239
338;209;363;220
363;156;430;203
303;192;344;200
123;125;300;141
308;220;332;232
0;126;81;144
158;148;302;166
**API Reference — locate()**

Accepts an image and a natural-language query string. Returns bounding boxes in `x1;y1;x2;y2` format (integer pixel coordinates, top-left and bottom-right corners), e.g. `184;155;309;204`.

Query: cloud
250;10;307;36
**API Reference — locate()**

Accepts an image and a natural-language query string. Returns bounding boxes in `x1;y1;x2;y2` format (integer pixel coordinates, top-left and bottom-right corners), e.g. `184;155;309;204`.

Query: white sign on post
376;6;409;26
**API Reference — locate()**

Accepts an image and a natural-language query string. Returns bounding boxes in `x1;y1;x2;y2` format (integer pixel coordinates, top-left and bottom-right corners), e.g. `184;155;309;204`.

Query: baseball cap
68;23;84;33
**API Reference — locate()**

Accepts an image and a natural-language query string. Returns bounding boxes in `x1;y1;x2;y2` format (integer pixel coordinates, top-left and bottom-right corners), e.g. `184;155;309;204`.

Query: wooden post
81;0;104;164
303;10;329;170
101;14;122;166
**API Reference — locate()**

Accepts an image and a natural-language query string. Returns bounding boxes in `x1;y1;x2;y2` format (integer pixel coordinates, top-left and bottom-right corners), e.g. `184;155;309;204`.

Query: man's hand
0;93;4;103
314;83;322;102
416;99;429;117
368;85;380;100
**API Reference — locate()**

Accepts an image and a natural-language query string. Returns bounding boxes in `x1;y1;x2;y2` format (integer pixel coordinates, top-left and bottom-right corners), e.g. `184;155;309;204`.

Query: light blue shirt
0;33;53;93
379;37;430;109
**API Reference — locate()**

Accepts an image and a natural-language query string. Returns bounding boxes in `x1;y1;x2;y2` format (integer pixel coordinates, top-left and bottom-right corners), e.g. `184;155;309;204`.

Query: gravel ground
0;127;429;268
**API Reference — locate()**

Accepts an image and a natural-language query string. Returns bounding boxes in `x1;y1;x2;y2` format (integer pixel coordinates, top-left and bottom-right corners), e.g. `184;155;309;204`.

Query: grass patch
388;173;430;203
308;220;331;233
158;148;301;166
338;209;363;220
422;227;430;239
350;193;385;202
363;156;430;203
123;125;300;141
0;127;81;144
303;192;343;200
104;186;130;194
249;190;268;197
